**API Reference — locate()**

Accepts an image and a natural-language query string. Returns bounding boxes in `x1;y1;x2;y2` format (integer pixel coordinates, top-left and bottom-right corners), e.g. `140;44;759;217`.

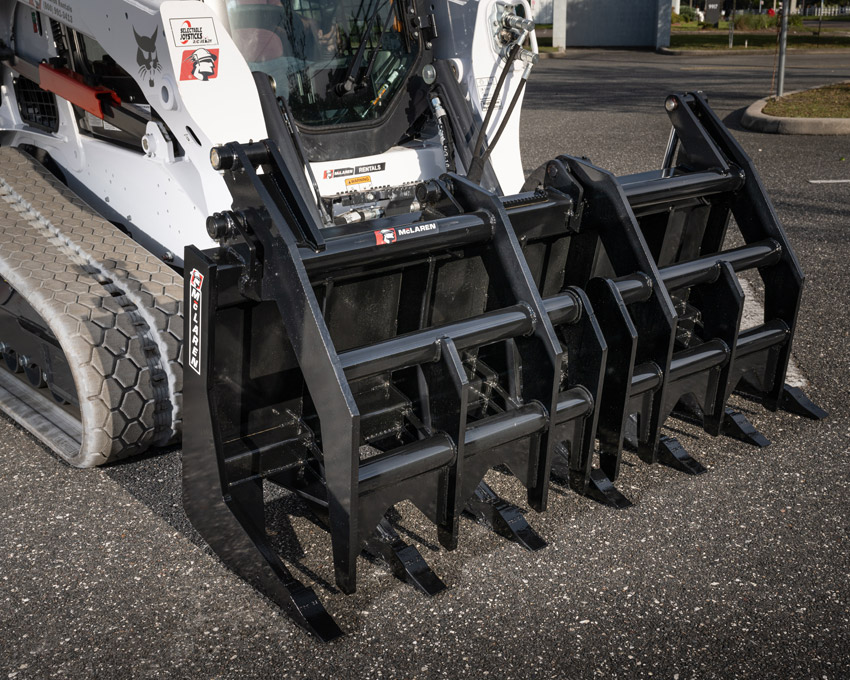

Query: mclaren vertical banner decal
188;268;204;375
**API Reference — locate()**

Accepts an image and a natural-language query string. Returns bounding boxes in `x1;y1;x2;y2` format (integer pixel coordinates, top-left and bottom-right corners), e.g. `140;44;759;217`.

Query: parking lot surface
1;50;849;679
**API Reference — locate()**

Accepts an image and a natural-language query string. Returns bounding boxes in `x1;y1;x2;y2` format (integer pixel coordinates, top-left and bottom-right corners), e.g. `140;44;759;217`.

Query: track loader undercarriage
0;0;826;641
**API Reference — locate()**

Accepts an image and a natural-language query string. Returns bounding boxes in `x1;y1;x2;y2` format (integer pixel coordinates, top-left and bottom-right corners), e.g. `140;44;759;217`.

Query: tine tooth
464;481;547;552
364;519;448;597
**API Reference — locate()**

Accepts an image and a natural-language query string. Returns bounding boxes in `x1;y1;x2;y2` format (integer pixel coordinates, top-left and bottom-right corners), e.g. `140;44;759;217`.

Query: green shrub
672;10;683;23
789;14;803;27
734;13;777;30
679;5;697;22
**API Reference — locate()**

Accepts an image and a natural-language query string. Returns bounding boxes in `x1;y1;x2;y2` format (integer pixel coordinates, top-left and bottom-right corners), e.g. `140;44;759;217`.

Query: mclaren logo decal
375;228;397;245
374;223;438;245
188;268;204;375
322;167;354;179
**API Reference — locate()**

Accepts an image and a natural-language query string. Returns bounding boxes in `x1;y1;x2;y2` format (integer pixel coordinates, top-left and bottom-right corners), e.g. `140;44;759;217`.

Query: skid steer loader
0;0;826;639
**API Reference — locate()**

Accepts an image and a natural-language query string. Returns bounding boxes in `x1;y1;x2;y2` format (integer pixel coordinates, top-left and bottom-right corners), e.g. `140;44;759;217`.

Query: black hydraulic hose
471;44;521;160
432;60;502;193
473;76;527;175
431;95;456;174
439;113;457;174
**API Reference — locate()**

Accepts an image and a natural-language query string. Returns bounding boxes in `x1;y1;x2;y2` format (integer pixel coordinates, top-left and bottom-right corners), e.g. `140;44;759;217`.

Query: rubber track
0;147;183;467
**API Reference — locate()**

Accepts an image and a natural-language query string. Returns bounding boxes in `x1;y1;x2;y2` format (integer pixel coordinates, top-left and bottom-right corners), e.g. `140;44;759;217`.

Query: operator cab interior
226;0;418;129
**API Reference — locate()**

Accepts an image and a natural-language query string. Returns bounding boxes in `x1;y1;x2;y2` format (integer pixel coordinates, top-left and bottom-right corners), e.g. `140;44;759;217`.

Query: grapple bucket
182;92;824;639
183;140;609;638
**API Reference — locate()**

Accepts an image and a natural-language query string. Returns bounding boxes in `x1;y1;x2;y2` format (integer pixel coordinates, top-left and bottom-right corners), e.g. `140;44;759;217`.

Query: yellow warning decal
345;175;371;187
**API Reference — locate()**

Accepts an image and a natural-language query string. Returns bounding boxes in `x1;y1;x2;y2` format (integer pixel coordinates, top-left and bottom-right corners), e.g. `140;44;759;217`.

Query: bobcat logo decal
133;26;161;87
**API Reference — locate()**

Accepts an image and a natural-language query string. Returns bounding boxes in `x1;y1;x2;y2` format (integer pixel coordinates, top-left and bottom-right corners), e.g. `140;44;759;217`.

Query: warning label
345;175;371;187
476;77;504;110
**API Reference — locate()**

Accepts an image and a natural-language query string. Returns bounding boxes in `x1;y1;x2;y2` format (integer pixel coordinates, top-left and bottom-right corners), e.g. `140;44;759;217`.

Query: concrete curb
536;47;850;59
658;46;850;56
741;84;850;135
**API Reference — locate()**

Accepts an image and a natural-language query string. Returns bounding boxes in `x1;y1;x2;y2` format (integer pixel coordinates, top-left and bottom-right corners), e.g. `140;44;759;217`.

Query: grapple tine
723;408;772;448
585;469;633;510
657;436;707;476
464;481;547;552
365;519;448;596
780;385;828;420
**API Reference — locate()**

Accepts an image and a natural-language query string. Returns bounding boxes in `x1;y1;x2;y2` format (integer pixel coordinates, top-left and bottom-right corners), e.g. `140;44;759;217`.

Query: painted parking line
808;179;850;184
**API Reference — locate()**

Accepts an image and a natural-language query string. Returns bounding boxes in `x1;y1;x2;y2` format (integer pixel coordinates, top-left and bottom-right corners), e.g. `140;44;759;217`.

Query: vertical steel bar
777;7;789;97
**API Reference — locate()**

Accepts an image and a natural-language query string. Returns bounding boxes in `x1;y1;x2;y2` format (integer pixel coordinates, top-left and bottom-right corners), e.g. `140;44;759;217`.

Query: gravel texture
1;49;849;679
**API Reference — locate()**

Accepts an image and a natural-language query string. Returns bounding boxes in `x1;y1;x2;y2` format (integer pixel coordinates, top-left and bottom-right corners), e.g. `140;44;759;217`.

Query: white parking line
739;278;807;388
808;179;850;184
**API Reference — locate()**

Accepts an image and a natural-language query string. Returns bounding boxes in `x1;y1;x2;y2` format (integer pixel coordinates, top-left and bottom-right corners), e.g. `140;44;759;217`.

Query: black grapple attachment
182;93;824;639
183;142;607;640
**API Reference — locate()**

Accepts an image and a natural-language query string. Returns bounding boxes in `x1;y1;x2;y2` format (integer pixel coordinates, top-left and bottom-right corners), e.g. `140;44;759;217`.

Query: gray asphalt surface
2;50;849;679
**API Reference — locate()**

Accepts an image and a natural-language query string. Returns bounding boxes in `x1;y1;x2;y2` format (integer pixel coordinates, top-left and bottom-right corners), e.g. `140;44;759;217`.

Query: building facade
550;0;672;49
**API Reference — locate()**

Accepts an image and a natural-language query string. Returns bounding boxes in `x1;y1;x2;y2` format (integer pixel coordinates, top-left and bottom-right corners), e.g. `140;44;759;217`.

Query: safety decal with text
27;0;72;24
374;223;438;245
188;268;204;375
345;175;371;187
170;17;219;47
180;48;219;81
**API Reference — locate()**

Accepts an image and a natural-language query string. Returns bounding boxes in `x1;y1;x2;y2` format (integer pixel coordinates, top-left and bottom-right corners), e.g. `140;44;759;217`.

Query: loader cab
225;0;430;161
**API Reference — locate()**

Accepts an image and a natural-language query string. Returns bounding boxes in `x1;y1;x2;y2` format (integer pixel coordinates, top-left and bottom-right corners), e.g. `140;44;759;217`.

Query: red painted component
37;63;121;118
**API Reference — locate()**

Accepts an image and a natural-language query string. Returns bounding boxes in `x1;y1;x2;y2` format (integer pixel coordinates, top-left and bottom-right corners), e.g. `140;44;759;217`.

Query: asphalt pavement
2;50;849;679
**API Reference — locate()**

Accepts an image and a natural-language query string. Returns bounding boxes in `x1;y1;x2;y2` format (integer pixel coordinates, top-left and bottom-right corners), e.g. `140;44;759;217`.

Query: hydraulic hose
431;95;456;174
473;67;528;174
471;43;521;161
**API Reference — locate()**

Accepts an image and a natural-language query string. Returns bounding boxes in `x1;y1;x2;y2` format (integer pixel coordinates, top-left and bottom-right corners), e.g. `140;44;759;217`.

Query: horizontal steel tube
340;305;534;380
736;320;789;357
302;213;491;276
358;434;455;494
668;339;729;382
631;361;663;396
542;290;582;326
614;239;782;305
463;403;548;458
555;386;594;424
615;273;654;306
620;169;744;211
662;239;782;292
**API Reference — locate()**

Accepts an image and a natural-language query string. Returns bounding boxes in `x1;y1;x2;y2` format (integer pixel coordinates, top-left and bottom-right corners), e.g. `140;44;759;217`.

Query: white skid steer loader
0;0;825;639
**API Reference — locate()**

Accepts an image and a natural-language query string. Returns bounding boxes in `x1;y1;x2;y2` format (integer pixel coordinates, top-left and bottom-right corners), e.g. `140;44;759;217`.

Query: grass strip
669;32;850;49
762;82;850;118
